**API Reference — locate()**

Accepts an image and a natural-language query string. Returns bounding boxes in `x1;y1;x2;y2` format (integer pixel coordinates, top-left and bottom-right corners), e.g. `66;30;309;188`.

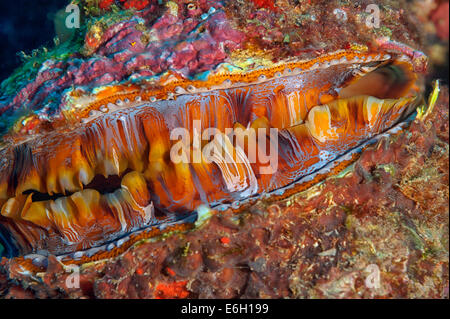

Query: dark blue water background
0;0;63;84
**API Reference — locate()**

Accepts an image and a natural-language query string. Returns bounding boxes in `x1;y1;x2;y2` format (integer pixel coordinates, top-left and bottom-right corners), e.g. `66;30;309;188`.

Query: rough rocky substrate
0;88;448;299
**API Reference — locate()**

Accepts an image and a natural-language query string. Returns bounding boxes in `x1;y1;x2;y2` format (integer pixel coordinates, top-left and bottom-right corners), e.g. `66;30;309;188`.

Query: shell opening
339;61;418;100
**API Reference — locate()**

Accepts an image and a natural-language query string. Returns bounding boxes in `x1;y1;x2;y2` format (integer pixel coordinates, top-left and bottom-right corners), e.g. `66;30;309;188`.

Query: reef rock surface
0;0;448;299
